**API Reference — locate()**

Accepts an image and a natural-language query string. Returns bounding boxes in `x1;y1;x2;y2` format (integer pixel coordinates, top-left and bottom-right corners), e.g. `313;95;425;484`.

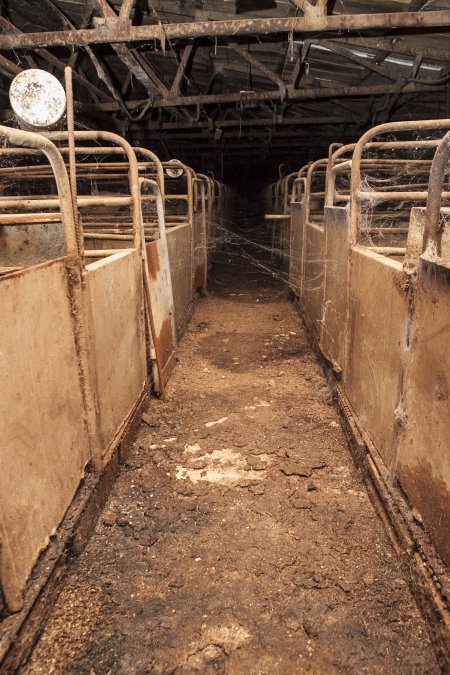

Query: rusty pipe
350;119;450;243
0;125;77;258
45;130;141;248
423;130;450;257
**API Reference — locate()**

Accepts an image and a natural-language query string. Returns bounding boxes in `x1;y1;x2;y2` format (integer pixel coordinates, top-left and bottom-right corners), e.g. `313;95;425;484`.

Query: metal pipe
0;126;77;257
45;130;142;249
350;119;450;243
423;130;450;256
64;67;83;256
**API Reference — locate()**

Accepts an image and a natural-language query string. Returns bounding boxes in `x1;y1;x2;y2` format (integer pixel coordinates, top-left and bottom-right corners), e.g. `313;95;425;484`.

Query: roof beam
229;42;286;99
130;114;352;132
83;80;445;112
91;0;163;98
119;0;136;20
130;48;170;95
321;40;399;81
0;15;111;102
330;36;450;65
290;0;327;17
169;42;194;96
0;11;449;50
290;41;311;88
0;54;21;77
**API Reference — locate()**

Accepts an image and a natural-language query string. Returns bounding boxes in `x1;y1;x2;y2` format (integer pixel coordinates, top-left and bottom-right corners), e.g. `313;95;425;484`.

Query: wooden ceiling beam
0;11;448;50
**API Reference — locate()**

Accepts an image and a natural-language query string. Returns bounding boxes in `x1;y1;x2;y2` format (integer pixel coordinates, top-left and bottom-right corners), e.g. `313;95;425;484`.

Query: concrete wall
293;197;450;567
321;206;350;369
86;251;146;454
0;260;88;611
193;210;206;291
289;201;304;297
0;223;65;267
396;258;450;565
0;216;197;611
345;247;409;466
166;224;194;335
303;222;325;340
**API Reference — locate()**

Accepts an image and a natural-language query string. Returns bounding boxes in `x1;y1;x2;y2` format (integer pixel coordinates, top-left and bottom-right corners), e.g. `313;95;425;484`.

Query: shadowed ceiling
0;0;449;181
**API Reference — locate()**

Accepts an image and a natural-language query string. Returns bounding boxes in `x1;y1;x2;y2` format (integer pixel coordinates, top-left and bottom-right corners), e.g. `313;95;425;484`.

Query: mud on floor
23;262;439;674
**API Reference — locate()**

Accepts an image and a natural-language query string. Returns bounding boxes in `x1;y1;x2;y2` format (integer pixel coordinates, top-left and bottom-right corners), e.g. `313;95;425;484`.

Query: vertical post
64;67;83;257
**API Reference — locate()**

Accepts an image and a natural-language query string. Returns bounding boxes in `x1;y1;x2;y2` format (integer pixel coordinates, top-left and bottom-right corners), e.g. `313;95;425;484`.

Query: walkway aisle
25;262;438;674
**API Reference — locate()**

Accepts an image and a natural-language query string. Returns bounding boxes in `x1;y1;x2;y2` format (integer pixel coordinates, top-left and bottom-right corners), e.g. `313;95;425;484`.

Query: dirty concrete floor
24;258;439;674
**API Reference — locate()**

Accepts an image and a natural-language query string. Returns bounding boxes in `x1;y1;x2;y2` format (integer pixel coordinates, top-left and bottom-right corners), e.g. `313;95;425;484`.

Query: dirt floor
23;257;439;674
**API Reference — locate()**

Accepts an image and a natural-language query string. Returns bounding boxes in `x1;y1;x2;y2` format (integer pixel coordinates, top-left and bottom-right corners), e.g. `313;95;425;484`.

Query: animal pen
0;1;449;672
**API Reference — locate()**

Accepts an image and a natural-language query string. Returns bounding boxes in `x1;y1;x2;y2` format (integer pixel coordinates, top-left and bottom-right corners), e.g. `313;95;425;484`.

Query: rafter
119;0;136;20
330;36;450;65
290;0;327;17
0;54;21;77
290;40;311;88
169;42;194;97
321;40;399;82
91;0;164;99
83;80;445;113
0;11;448;51
0;15;111;103
130;114;352;132
229;42;287;100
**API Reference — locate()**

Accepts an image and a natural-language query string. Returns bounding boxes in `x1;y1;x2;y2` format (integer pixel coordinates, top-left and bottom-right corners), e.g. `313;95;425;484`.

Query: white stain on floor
176;445;270;485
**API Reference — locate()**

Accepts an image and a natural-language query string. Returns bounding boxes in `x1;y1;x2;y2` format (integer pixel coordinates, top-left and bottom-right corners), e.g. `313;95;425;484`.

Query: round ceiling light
165;159;184;178
9;69;67;129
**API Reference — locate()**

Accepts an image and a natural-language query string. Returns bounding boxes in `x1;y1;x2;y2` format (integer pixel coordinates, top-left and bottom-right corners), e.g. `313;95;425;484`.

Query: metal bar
0;127;77;256
331;36;450;66
0;15;112;102
45;130;142;248
65;67;83;257
1;11;449;50
0;53;22;76
0;196;133;209
129;114;353;131
358;190;450;201
350;119;450;242
83;80;446;111
84;233;133;240
84;248;130;256
423;130;450;255
119;0;135;19
366;246;406;254
169;43;194;96
321;40;399;81
229;42;287;99
0;212;62;225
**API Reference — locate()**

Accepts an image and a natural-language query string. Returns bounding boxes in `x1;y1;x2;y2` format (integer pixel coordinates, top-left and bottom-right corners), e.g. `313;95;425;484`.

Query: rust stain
155;317;175;367
152;317;175;387
146;242;160;281
194;262;205;290
435;371;449;401
399;460;450;567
